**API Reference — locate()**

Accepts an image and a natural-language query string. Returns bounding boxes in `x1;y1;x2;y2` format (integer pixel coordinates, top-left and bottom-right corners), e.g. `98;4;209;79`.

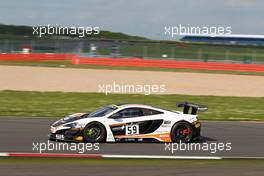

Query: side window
111;108;144;119
142;108;163;116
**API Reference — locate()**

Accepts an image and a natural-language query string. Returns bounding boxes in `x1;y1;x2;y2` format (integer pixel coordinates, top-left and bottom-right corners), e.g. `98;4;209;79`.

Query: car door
108;107;164;141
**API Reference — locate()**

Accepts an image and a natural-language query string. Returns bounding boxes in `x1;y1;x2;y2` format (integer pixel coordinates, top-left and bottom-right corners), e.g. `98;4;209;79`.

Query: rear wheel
171;121;193;143
83;122;106;142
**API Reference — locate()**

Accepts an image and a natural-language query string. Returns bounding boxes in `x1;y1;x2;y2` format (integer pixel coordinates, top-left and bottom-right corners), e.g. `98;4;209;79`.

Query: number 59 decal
125;124;139;135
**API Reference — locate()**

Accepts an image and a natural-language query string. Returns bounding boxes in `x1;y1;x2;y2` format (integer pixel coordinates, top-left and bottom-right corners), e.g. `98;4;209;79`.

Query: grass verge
0;90;263;120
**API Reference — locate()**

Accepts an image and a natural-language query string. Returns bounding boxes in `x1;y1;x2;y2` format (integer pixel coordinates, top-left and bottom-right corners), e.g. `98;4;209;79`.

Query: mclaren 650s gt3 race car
49;103;207;143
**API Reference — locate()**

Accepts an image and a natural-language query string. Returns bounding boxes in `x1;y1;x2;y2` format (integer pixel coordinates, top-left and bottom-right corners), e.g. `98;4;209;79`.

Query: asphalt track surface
0;117;264;157
1;117;264;176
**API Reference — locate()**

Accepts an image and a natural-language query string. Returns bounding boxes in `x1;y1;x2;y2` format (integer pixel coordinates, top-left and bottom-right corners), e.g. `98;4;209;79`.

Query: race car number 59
126;124;139;135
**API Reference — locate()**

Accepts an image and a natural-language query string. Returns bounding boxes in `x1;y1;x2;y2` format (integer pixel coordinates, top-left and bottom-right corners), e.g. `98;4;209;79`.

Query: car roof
111;103;180;114
114;103;155;109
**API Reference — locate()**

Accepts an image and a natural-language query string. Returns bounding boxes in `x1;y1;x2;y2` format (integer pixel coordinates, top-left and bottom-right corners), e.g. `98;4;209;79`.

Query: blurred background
1;29;264;64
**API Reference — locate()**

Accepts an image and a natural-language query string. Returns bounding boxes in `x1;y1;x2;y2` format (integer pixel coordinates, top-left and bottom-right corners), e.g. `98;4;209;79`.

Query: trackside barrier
1;54;264;72
0;53;75;61
72;57;264;73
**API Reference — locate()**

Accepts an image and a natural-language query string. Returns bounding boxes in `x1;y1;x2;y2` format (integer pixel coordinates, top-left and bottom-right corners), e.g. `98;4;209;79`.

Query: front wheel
171;121;193;143
83;122;106;142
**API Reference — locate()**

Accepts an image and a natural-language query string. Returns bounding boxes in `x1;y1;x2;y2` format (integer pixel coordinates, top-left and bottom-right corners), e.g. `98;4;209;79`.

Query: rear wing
176;102;208;115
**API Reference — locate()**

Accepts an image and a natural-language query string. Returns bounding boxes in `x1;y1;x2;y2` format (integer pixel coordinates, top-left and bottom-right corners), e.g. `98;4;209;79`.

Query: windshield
88;106;118;117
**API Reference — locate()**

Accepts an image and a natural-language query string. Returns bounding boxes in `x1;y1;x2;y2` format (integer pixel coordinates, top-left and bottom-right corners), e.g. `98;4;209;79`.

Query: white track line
0;152;222;159
101;155;222;160
1;153;264;160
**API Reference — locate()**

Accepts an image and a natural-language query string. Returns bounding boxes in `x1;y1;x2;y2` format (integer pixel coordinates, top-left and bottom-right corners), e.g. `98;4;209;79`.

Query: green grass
0;90;263;120
1;157;264;165
1;60;264;76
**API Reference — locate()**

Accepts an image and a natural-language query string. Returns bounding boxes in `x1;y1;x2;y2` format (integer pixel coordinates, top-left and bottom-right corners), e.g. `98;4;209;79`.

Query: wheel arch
172;120;192;127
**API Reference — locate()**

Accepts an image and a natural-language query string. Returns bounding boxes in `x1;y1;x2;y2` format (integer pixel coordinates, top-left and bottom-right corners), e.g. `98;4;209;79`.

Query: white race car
49;103;207;143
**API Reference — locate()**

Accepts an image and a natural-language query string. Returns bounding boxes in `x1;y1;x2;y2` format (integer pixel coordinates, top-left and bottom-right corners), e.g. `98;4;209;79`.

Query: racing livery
49;103;207;143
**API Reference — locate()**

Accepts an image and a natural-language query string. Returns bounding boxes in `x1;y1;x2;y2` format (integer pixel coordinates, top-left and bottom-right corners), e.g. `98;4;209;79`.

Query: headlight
64;122;84;128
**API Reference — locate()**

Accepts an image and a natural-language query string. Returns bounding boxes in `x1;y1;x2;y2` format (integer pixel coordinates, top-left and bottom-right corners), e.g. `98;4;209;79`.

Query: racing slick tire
171;121;193;143
83;122;106;143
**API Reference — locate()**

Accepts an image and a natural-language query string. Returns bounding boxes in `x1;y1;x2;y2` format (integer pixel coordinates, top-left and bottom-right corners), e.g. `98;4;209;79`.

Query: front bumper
49;128;84;142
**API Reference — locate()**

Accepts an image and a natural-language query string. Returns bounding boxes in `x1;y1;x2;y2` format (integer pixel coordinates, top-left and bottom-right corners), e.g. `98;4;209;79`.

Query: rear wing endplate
176;102;208;115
